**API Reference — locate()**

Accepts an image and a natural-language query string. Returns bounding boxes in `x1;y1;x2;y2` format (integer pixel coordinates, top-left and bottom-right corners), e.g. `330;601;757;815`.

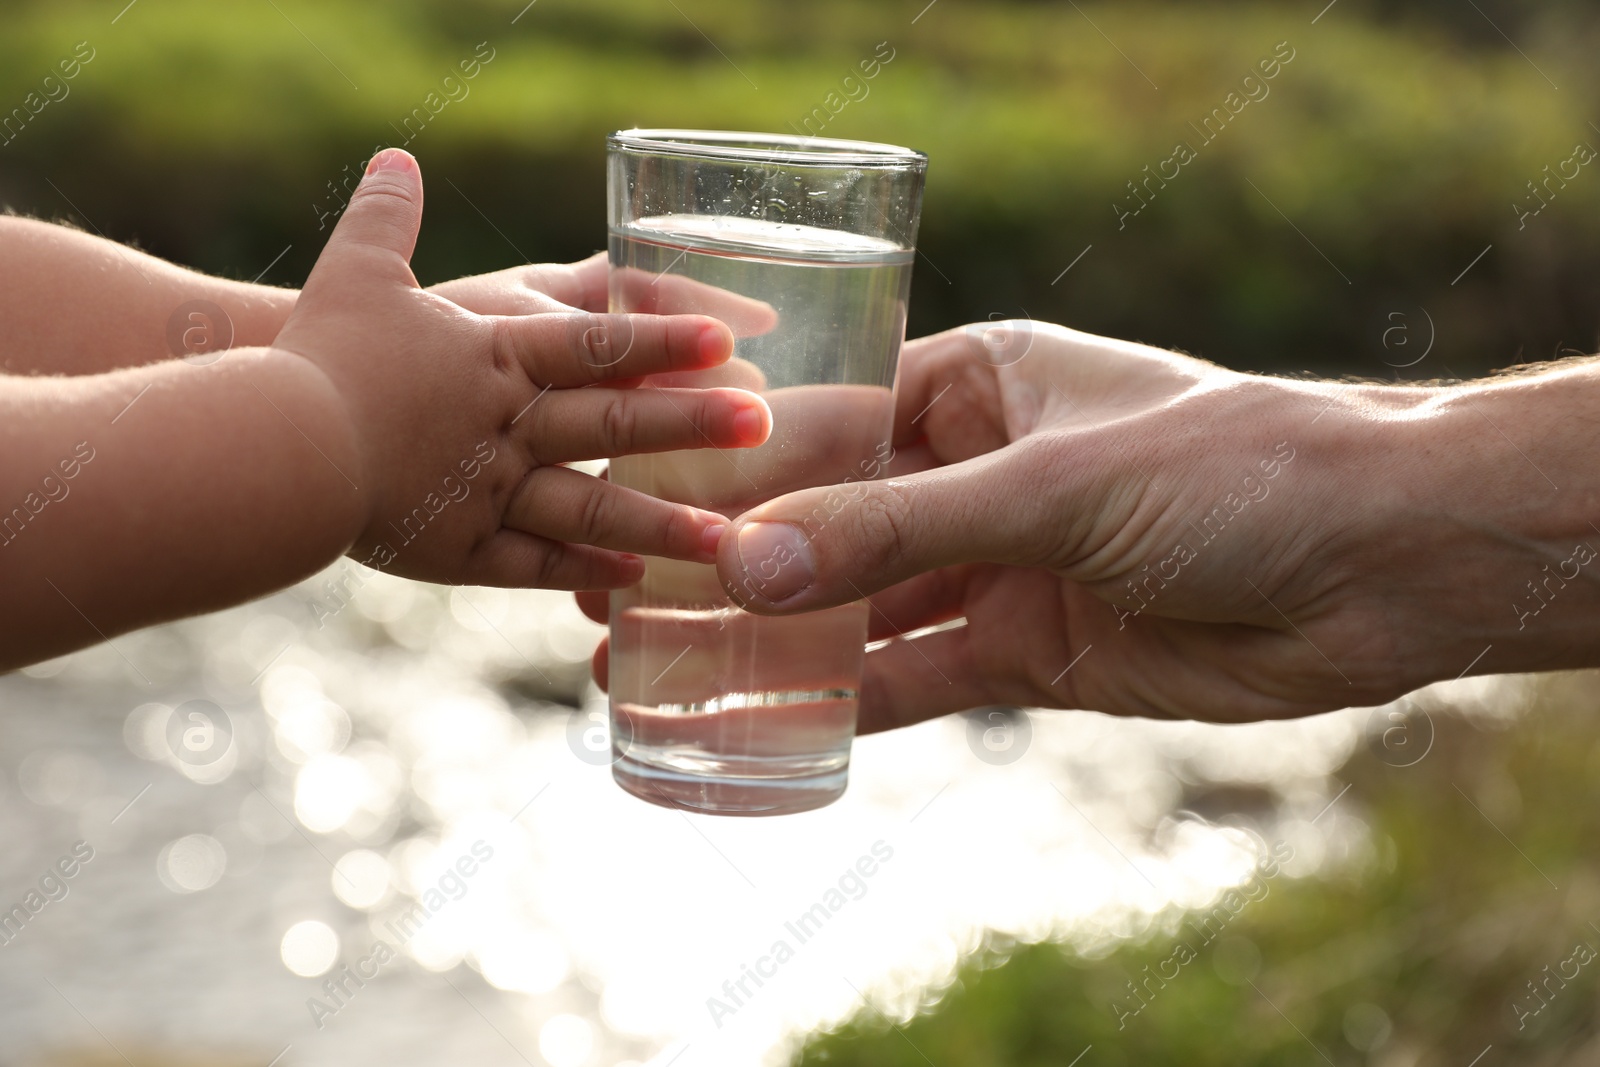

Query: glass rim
607;128;927;170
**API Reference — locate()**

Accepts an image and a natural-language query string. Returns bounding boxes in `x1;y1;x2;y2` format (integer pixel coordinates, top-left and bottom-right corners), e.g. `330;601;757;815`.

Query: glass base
612;743;849;816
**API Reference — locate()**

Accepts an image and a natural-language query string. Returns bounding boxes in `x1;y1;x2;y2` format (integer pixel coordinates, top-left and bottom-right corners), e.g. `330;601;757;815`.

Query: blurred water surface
0;562;1417;1065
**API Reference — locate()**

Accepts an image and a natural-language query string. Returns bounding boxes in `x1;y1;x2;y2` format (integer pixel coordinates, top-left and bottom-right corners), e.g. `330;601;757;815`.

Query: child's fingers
492;313;734;386
610;267;779;338
587;384;888;512
318;149;424;274
428;275;571;317
506;466;728;563
521;387;771;463
483;254;610;312
466;530;648;590
634;354;768;392
547;252;610;311
483;254;610;311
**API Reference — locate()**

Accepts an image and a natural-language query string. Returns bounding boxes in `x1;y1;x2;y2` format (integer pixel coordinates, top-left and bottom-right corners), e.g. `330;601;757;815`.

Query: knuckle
1011;434;1085;566
519;264;557;294
350;184;418;214
648;317;678;366
691;393;723;439
548;263;586;305
489;317;519;378
577;481;613;544
505;469;539;523
577;316;609;371
575;314;634;373
858;483;916;571
660;504;696;552
599;394;638;455
533;543;566;588
673;316;697;357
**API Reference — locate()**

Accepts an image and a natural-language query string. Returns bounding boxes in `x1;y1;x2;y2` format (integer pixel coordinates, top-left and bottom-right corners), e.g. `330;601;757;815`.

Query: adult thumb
316;148;424;273
717;441;1058;614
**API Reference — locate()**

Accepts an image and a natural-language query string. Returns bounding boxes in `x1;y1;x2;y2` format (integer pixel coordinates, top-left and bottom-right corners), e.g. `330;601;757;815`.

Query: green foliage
2;1;1600;375
3;5;1598;1060
797;674;1600;1066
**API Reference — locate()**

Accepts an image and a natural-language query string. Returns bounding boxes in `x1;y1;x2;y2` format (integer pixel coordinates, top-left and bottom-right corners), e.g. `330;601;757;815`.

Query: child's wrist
222;282;299;349
257;344;372;549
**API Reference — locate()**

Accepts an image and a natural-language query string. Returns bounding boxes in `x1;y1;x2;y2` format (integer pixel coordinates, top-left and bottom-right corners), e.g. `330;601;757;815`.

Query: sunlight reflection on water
0;560;1450;1066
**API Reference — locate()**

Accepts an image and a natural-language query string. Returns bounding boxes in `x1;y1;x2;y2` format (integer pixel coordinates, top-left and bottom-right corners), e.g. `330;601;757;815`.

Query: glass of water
605;129;926;816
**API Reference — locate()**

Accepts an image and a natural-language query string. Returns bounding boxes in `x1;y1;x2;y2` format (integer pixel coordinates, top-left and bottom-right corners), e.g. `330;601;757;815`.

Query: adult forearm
1441;361;1600;666
0;218;294;376
1325;360;1600;682
0;348;364;668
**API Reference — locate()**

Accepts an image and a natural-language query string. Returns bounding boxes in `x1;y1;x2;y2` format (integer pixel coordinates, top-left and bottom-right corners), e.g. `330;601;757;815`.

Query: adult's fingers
611;266;780;338
880;439;943;479
861;567;971;642
890;327;1012;460
518;386;771;463
493;313;736;387
505;465;728;562
856;627;1002;735
574;566;969;640
716;438;1064;613
893;328;983;435
889;322;1195;464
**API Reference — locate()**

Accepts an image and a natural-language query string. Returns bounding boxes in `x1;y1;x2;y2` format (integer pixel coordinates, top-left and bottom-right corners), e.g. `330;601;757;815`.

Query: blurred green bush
3;0;1600;376
797;674;1600;1066
4;4;1599;1062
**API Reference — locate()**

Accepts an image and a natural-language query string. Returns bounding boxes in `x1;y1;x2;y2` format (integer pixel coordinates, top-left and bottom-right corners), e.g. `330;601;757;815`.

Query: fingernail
618;553;646;582
366;148;416;176
699;324;730;363
736;522;814;603
732;404;765;445
699;522;726;560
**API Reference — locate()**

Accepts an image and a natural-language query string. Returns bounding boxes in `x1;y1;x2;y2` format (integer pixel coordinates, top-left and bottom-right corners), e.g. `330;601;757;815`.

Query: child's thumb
325;148;424;267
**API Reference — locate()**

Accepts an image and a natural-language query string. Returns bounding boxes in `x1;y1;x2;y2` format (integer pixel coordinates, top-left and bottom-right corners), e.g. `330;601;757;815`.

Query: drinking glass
605;129;926;815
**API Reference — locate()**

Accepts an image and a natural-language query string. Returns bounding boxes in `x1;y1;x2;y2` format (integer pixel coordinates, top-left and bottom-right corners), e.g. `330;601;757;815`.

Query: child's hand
427;254;780;341
426;255;617;318
273;148;771;590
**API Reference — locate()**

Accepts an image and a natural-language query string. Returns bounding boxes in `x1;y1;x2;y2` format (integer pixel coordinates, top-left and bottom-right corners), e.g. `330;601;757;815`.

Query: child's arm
0;149;770;671
0;216;640;377
0;216;296;376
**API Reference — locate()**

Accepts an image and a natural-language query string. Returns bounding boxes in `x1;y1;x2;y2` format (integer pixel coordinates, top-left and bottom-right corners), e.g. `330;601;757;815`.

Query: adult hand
711;321;1600;731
